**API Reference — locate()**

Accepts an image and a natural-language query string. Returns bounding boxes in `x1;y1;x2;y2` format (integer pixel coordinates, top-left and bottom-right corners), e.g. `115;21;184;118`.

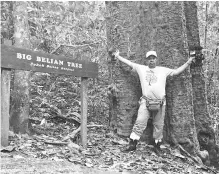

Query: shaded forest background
1;1;219;143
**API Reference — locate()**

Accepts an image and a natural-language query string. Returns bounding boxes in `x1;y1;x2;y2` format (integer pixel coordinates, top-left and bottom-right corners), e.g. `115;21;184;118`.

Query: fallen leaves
1;122;218;174
171;149;186;159
0;146;16;152
111;139;128;145
85;158;94;167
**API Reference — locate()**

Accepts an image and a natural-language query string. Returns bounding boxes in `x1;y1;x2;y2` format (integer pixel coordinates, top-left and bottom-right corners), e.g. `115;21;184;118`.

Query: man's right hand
111;49;134;67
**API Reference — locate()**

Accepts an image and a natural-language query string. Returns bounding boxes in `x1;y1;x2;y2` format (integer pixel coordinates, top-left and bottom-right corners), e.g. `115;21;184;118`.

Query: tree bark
106;1;142;136
184;1;219;165
184;1;212;139
106;1;200;155
10;1;30;134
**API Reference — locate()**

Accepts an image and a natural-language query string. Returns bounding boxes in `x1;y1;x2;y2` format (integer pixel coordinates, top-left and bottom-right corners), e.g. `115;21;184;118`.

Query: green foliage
30;73;80;117
198;1;219;50
1;1;13;41
27;1;106;55
24;1;109;124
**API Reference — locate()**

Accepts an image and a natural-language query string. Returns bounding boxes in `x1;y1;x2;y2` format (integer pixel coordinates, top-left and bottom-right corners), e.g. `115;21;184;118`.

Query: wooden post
80;51;90;149
1;43;98;148
81;76;88;148
1;68;11;147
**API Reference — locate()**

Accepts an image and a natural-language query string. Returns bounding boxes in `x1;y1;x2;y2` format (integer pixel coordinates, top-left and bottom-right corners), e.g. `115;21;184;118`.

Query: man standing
112;50;195;153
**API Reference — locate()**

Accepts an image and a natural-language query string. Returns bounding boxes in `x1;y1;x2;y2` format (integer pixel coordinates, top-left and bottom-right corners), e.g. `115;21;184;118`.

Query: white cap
146;51;157;58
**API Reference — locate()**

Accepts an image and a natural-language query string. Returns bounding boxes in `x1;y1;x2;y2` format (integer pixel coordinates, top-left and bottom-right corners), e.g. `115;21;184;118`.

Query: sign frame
1;44;98;78
1;44;97;148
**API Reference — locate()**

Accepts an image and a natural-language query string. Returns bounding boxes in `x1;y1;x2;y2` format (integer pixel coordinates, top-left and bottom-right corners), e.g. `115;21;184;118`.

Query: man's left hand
187;56;196;65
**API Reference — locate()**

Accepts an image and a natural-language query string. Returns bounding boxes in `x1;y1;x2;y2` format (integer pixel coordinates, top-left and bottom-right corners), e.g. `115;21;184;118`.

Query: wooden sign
1;44;98;78
1;43;98;148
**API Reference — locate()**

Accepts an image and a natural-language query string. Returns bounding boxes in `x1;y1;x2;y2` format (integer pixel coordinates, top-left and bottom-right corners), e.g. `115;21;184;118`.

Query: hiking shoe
153;140;163;156
122;139;138;152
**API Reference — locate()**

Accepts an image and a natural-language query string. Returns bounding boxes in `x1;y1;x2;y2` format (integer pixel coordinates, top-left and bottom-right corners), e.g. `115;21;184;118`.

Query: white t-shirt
131;63;175;102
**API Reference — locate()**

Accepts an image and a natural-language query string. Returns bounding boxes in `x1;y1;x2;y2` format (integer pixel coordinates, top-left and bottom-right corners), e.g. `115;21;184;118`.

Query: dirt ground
0;155;124;174
1;148;217;174
1;124;218;174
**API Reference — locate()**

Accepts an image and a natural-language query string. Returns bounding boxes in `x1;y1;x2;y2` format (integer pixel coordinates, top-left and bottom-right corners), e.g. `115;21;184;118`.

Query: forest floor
1;117;218;174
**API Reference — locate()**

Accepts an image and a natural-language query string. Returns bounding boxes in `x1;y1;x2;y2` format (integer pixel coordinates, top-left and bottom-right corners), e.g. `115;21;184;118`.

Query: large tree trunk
106;1;200;155
10;2;30;134
106;1;142;136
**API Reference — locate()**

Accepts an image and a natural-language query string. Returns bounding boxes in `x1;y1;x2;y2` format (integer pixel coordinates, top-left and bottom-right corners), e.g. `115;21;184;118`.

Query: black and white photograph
1;1;219;173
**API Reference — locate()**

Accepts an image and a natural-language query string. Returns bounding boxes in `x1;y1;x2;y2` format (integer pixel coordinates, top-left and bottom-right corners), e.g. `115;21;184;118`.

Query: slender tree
10;1;31;133
185;2;219;166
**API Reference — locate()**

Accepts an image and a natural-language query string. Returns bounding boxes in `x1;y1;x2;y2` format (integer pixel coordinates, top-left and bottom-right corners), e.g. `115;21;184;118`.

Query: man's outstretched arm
170;56;195;76
113;50;134;68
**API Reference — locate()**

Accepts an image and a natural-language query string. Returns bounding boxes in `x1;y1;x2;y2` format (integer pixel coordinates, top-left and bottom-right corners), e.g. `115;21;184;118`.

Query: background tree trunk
106;1;200;155
184;0;213;145
184;1;218;165
10;1;31;134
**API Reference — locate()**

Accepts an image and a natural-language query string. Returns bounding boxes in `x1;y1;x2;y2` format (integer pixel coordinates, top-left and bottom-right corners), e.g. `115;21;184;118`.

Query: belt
141;95;165;102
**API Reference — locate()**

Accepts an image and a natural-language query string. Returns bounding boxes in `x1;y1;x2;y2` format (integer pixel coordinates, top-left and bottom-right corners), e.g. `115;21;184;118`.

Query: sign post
1;44;98;148
1;69;11;147
81;76;88;148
